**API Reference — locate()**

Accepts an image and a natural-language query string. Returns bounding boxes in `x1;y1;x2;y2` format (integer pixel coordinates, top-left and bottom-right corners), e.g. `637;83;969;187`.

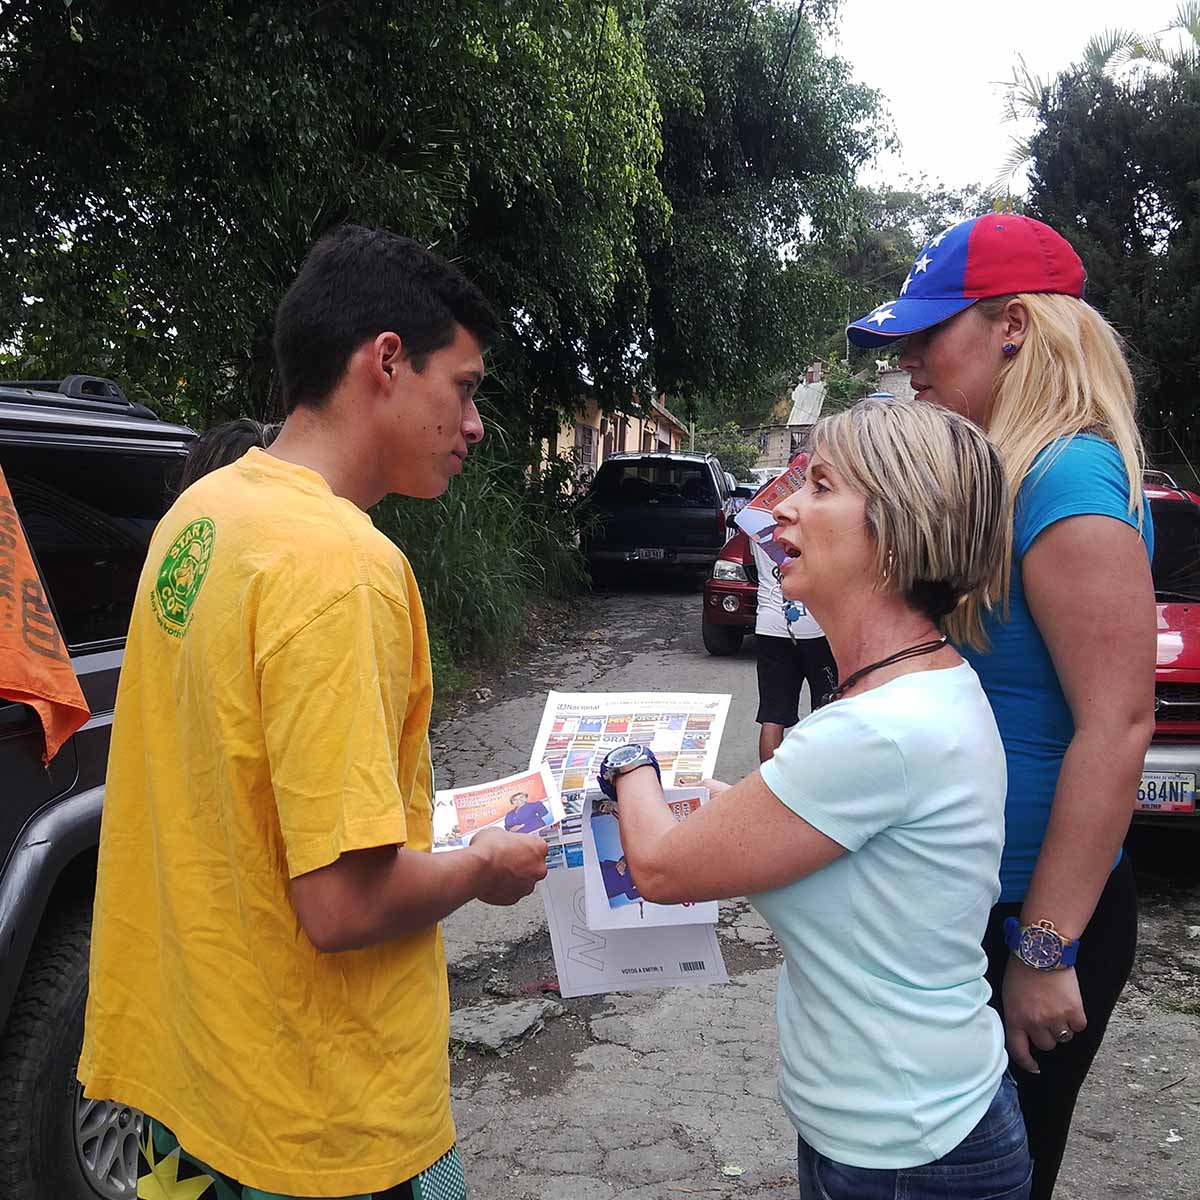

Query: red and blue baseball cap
847;214;1086;348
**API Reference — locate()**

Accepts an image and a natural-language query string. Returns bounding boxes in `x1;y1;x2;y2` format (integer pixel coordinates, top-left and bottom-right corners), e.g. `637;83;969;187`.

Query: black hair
906;579;962;625
178;418;277;493
272;225;501;413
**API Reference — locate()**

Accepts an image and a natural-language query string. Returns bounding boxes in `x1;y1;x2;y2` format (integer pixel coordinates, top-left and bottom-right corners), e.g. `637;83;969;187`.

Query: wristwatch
597;744;661;803
1003;917;1080;971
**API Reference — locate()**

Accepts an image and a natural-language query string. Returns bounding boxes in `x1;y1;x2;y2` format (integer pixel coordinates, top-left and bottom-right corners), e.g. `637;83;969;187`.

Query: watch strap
597;745;661;802
1059;937;1080;968
1003;916;1081;971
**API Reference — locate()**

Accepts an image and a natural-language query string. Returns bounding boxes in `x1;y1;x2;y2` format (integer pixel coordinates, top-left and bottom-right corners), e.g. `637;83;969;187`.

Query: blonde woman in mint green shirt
610;397;1032;1200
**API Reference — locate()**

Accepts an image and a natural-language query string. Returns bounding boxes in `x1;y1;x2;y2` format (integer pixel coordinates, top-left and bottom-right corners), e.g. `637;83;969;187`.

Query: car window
0;443;181;647
591;461;717;508
1150;498;1200;601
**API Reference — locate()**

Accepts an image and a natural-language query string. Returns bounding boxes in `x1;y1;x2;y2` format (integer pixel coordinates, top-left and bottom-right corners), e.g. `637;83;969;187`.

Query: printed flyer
432;763;563;851
733;450;809;567
540;865;728;998
528;690;732;996
527;691;732;841
580;790;718;930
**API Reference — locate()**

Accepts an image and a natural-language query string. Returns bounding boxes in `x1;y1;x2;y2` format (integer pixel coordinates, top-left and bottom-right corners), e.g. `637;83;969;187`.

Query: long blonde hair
946;292;1146;645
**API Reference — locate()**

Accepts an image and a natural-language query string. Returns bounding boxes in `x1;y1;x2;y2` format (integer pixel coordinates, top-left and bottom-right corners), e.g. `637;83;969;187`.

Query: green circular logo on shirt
152;518;215;638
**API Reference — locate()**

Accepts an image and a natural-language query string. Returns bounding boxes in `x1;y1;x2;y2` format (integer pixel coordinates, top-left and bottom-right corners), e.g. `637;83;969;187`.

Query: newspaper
527;690;732;849
580;790;718;930
733;451;808;567
540;865;728;998
526;691;732;994
432;763;563;851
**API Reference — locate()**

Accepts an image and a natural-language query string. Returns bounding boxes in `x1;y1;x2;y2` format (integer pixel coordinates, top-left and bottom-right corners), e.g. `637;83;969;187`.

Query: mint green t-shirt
754;662;1008;1170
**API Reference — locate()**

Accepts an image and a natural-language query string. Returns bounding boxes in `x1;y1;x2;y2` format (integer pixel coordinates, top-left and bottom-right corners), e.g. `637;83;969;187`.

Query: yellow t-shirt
78;448;452;1197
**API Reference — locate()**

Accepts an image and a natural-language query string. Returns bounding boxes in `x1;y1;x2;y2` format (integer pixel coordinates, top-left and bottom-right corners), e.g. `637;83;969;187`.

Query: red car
700;483;1200;825
701;530;757;655
1140;481;1200;825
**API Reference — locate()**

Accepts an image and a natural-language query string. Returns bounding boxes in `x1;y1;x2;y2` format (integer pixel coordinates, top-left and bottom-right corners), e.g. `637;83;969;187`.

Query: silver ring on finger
1056;1028;1073;1044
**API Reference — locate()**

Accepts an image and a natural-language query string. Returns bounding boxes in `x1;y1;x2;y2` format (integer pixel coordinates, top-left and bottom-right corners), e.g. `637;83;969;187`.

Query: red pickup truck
703;482;1200;825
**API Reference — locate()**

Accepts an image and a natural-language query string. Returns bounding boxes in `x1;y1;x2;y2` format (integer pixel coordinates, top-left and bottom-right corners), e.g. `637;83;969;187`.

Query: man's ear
372;331;404;386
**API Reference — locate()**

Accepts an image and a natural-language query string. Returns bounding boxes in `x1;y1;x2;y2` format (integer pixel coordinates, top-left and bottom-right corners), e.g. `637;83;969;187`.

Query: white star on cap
913;253;933;274
900;272;914;296
929;228;951;248
866;306;897;327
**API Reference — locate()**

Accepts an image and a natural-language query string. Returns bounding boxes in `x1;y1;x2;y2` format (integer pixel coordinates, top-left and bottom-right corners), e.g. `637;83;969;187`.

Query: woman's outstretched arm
614;766;844;904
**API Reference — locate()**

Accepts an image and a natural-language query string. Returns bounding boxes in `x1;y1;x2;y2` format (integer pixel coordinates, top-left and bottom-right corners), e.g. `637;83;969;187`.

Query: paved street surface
436;579;1200;1200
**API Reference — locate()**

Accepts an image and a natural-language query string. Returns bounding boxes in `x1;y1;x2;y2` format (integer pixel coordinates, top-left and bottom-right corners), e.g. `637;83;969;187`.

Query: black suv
0;377;195;1200
579;451;737;583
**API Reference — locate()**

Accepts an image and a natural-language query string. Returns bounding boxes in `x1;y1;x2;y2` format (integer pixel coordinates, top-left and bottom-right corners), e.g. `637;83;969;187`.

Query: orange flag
0;464;90;764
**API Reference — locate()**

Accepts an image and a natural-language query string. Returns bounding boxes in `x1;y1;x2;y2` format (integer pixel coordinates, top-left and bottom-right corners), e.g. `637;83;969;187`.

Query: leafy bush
692;422;761;479
820;360;876;414
373;447;585;691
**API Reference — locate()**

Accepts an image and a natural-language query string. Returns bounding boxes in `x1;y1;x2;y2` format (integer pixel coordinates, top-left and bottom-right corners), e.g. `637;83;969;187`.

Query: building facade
755;362;826;471
550;395;690;483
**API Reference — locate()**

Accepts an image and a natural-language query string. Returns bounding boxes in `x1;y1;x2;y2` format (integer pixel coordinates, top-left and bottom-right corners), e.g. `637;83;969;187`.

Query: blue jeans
797;1073;1032;1199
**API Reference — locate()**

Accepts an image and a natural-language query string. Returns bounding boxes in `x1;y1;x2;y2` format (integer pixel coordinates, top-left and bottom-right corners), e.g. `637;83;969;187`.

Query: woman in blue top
608;398;1031;1199
847;214;1157;1199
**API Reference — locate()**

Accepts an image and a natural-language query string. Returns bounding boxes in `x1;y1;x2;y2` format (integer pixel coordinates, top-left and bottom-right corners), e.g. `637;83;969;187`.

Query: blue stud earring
1002;343;1018;356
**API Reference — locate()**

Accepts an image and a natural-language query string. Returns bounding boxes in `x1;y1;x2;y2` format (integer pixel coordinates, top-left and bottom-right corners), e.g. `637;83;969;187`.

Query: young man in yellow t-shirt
78;226;548;1200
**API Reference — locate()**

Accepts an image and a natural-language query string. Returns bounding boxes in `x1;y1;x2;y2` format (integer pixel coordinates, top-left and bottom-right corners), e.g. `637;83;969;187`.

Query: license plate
634;548;665;560
1136;772;1196;814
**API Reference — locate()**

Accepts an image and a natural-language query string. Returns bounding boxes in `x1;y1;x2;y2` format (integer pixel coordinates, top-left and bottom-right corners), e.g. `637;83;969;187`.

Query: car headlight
712;560;748;582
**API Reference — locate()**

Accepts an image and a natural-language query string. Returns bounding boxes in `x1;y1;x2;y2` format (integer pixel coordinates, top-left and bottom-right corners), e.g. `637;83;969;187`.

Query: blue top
754;664;1007;1169
600;859;639;902
503;800;550;834
960;435;1154;902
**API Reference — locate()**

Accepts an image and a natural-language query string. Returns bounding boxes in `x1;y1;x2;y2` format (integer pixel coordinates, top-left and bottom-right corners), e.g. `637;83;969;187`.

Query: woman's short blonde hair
808;396;1010;649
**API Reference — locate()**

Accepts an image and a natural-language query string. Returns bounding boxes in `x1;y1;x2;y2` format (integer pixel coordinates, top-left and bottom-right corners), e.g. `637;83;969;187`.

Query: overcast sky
831;0;1188;194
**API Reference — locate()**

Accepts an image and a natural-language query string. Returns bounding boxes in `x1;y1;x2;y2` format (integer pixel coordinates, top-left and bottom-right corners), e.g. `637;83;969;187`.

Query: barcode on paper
679;960;706;973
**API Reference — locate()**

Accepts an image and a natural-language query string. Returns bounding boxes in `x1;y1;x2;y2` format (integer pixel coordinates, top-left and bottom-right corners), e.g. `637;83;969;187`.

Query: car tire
0;903;143;1200
702;620;744;656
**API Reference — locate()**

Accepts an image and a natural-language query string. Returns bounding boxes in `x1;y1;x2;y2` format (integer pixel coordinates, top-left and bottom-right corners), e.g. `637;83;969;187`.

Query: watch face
607;744;647;770
1018;925;1064;969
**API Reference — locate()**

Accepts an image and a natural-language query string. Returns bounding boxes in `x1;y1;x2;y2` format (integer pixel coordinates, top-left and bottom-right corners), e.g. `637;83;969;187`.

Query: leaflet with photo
734;451;808;567
581;790;718;930
432;763;563;852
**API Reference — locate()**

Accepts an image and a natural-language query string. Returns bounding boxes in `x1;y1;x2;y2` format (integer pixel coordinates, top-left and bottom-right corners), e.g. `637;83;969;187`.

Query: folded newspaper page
528;690;732;850
528;692;732;995
432;763;563;851
540;864;728;998
733;451;808;568
581;790;718;930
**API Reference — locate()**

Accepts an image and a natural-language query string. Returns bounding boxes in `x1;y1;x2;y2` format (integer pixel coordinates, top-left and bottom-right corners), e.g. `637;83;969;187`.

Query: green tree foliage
0;1;666;432
640;0;885;425
1025;68;1200;458
692;421;761;478
992;5;1200;198
823;181;988;359
819;359;874;413
0;2;882;435
0;2;884;673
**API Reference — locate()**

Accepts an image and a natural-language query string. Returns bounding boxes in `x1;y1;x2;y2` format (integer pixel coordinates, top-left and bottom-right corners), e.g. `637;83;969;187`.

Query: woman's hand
1002;960;1087;1074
